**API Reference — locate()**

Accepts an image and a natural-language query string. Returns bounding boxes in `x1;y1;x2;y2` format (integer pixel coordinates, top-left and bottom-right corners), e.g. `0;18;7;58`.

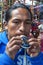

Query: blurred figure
38;24;43;52
14;0;20;4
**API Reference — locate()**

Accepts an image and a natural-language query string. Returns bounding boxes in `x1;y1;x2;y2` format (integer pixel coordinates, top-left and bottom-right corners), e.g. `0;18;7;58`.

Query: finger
7;40;22;48
7;45;20;52
29;32;34;38
29;42;39;45
8;36;21;44
27;38;38;43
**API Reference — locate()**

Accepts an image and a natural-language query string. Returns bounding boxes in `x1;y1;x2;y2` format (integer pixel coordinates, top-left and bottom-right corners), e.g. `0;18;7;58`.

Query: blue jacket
0;31;43;65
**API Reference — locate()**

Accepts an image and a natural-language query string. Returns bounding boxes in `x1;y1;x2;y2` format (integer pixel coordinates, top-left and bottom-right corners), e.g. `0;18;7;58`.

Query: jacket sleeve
0;52;15;65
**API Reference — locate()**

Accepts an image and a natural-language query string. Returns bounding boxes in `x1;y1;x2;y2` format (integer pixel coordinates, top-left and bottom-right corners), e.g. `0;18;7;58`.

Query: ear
4;21;8;30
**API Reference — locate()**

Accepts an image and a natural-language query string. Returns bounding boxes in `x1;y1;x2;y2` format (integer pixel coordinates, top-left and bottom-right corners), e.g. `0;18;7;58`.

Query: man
0;3;43;65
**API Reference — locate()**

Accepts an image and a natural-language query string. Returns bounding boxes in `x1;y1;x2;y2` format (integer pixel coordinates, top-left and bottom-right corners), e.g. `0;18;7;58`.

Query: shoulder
0;31;6;39
39;52;43;59
0;31;8;44
40;52;43;56
0;31;6;36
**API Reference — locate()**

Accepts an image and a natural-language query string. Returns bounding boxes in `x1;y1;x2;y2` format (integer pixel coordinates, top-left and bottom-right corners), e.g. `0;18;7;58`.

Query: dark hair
5;3;32;22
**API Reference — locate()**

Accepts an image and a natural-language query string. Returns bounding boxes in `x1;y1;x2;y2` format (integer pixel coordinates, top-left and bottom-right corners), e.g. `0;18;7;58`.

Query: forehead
11;8;31;19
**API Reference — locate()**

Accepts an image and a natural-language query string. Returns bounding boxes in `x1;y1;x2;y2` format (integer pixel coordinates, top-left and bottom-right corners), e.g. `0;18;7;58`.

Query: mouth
13;31;30;37
14;34;29;38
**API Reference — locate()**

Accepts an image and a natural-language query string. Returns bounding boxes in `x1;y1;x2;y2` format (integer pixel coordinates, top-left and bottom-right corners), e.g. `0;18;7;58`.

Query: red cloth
40;33;43;52
41;39;43;51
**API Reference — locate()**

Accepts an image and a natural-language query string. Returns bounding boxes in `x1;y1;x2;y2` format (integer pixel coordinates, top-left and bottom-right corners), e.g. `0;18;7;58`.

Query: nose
19;22;25;33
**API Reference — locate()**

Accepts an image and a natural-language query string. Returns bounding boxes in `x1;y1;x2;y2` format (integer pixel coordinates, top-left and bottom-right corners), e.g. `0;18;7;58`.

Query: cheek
8;23;17;34
8;23;17;29
25;25;32;32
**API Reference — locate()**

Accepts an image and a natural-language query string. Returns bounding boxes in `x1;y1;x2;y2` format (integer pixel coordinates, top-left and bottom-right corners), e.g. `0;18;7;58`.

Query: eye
12;19;21;24
25;19;32;24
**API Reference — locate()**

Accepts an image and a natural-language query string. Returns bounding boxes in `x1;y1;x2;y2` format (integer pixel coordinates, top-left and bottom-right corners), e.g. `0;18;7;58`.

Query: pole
9;0;10;6
32;0;34;6
31;0;34;20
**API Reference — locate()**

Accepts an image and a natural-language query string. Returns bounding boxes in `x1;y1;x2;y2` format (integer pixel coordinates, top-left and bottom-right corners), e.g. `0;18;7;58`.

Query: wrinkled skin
6;8;40;59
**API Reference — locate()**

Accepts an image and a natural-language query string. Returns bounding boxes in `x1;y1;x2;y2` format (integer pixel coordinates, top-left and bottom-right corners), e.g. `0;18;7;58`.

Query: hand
5;36;22;59
27;37;41;57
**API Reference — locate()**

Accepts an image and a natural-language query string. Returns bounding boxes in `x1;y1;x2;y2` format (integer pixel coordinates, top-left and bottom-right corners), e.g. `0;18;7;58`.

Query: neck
7;32;11;40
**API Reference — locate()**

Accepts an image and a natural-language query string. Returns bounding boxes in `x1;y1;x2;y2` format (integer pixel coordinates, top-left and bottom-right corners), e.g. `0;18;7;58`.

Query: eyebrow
12;19;32;23
12;18;31;21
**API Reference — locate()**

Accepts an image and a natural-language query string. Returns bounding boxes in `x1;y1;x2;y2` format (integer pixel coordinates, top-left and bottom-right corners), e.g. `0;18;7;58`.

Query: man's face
7;8;32;39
